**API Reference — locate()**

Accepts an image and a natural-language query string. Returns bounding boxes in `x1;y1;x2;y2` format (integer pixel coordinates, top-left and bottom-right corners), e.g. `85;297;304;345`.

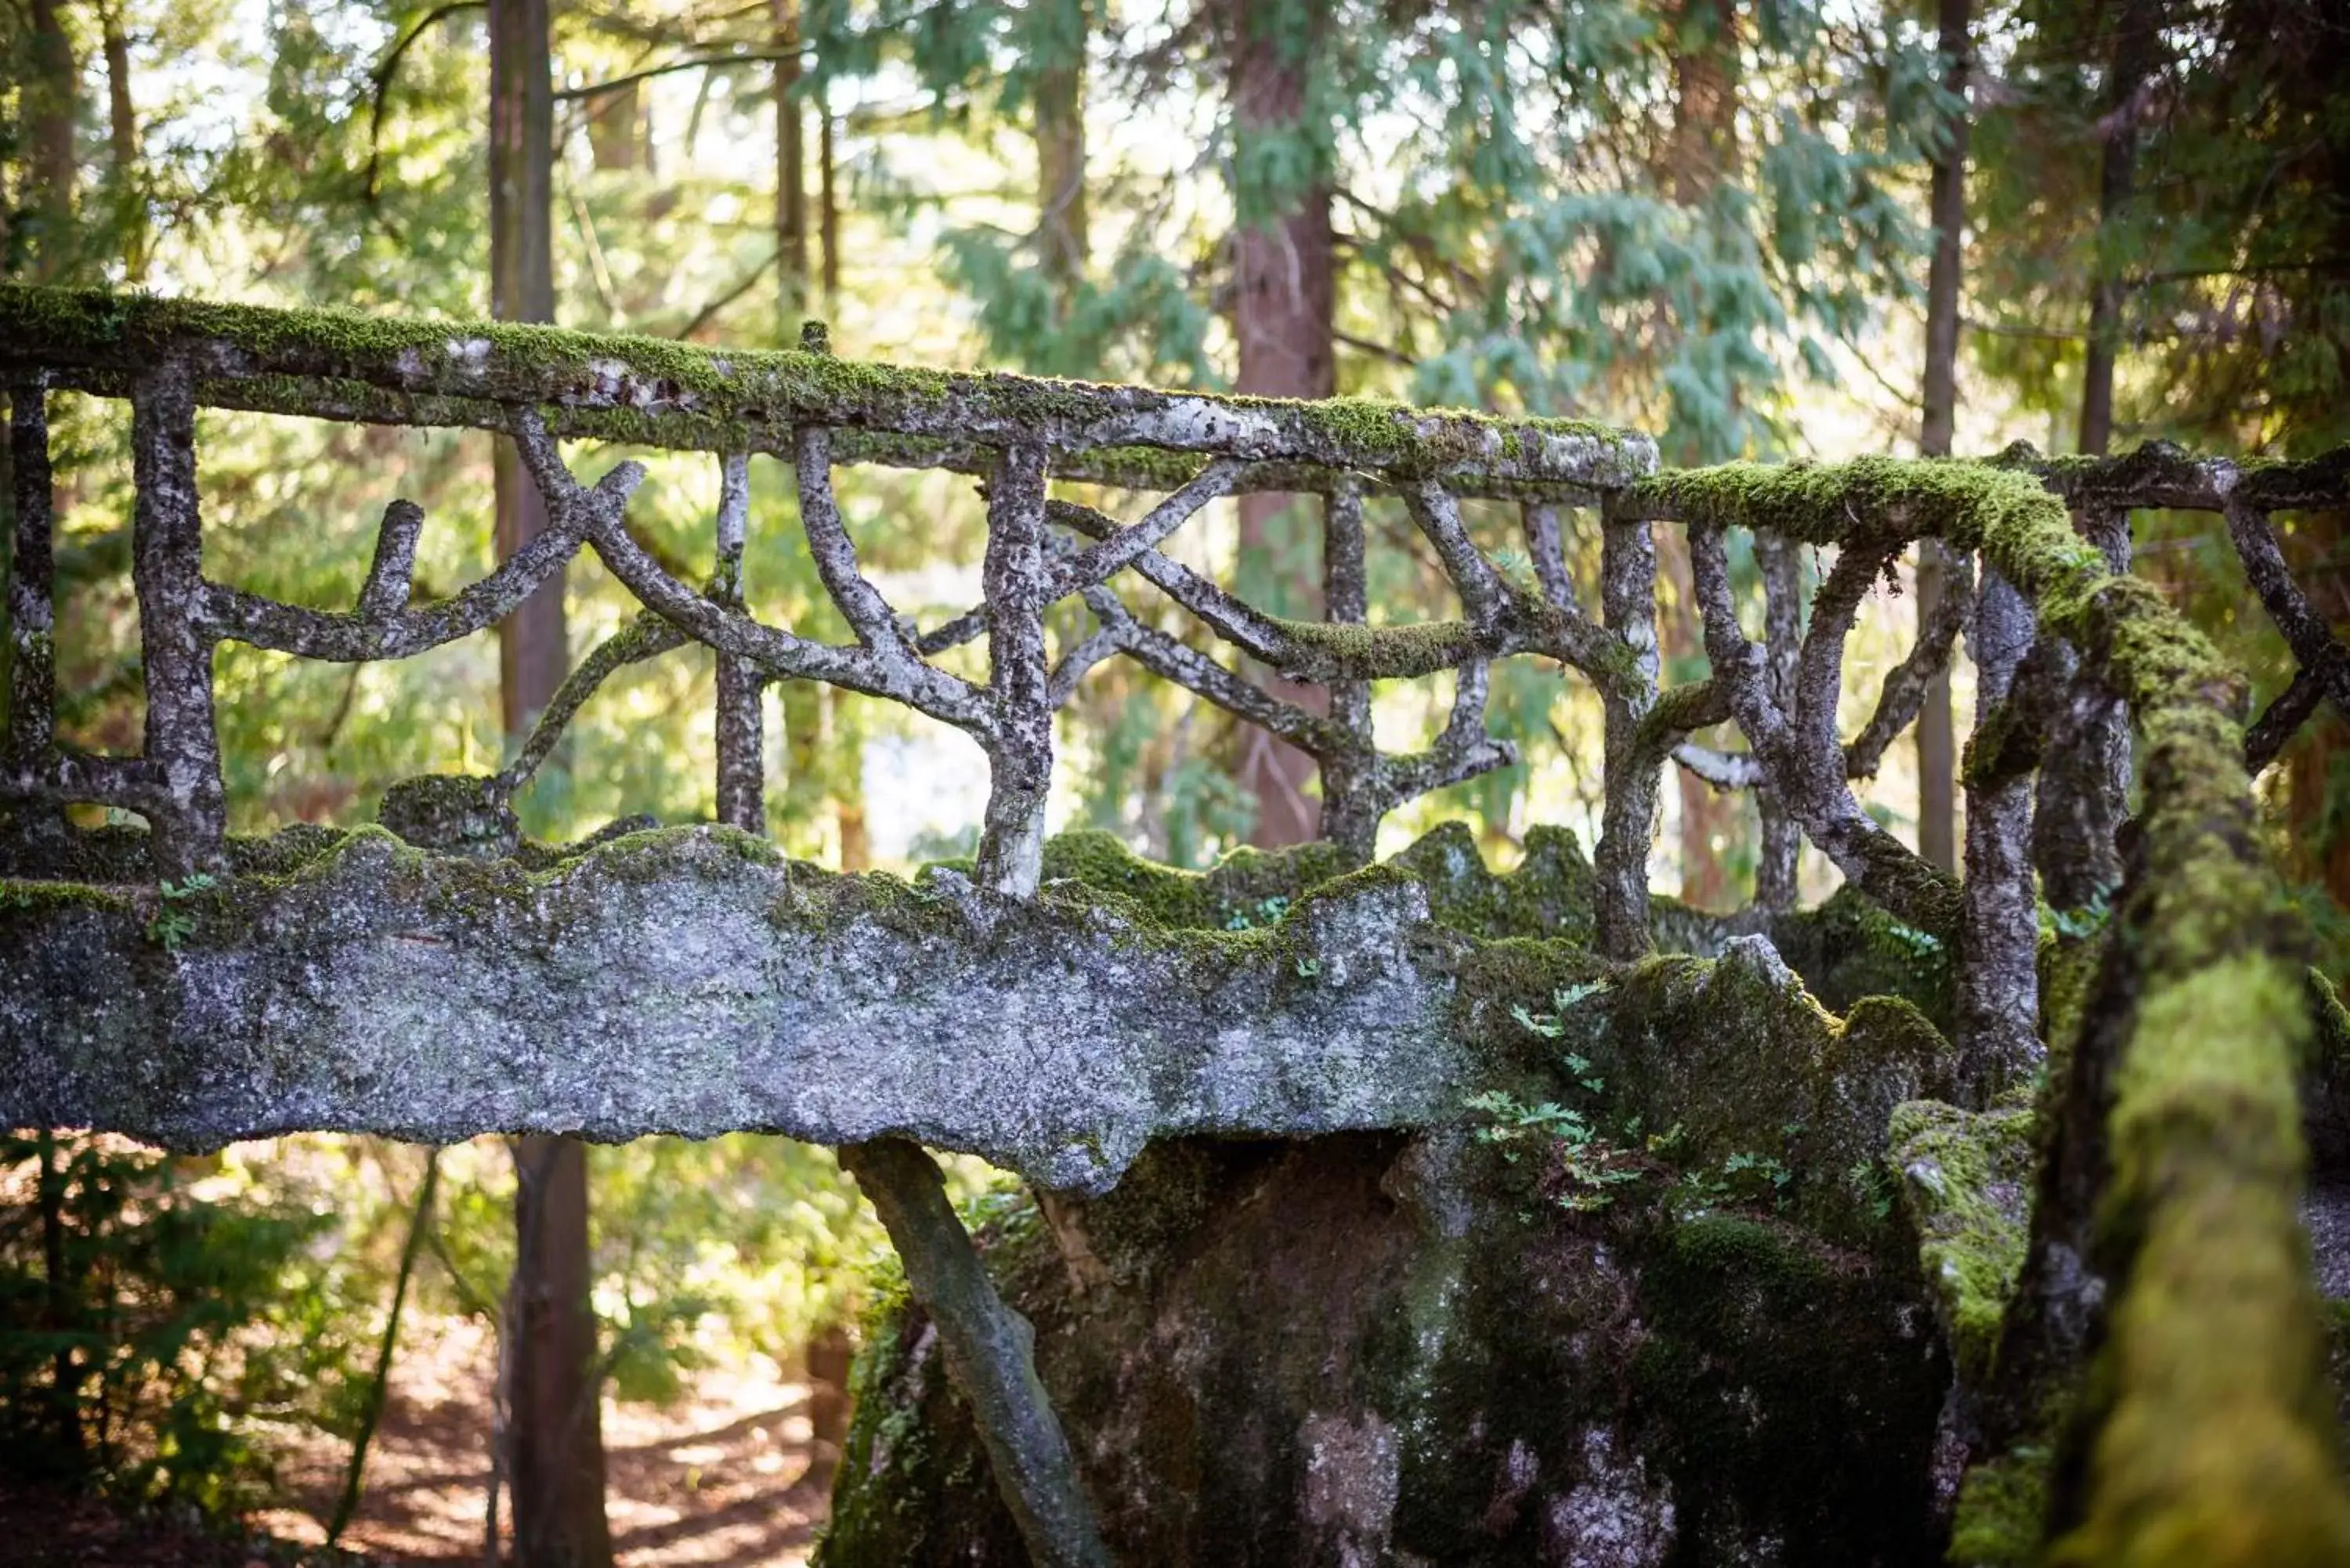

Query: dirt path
258;1316;832;1566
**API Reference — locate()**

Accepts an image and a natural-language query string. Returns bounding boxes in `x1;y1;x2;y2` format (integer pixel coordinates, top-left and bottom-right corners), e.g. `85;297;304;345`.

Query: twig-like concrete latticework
5;285;2350;1565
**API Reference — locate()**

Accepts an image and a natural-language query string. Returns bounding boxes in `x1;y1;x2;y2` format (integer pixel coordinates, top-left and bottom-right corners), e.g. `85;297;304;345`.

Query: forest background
0;0;2345;1562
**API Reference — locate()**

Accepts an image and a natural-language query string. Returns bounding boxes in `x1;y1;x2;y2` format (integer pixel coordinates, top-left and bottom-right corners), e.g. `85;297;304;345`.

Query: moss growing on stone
0;284;1653;484
1949;1447;2053;1568
1888;1099;2034;1380
1629;1211;1948;1562
376;772;519;859
1391;820;1596;945
1770;882;1958;1031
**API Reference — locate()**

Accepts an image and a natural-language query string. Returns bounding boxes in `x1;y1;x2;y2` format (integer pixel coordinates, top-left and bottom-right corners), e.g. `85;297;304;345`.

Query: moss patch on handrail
1622;450;2350;1562
0;284;1655;485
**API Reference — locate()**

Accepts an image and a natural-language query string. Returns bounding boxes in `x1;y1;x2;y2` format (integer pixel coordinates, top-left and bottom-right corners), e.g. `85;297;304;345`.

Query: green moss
2030;926;2103;1108
1270;614;1481;677
376;771;517;857
0;877;136;916
1770;883;1955;1031
1037;829;1224;928
1631;680;1727;764
1631;1212;1947;1559
1888;1099;2034;1379
0;284;1650;480
2305;966;2350;1073
1949;1447;2053;1567
1391;820;1596;944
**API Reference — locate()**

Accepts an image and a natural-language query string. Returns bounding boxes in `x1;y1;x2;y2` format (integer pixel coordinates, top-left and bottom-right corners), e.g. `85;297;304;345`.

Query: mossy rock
824;1117;1949;1566
1768;883;1956;1034
1888;1099;2035;1381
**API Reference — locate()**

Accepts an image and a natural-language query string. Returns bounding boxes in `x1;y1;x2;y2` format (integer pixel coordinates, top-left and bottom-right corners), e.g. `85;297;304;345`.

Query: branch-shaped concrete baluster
495;612;688;799
1593;509;1661;959
1070;581;1508;862
978;443;1056;898
711;451;765;833
2226;495;2350;742
2030;508;2131;911
1687;524;1961;940
355;499;424;620
837;1139;1112;1568
1322;658;1515;858
1083;591;1351;754
6;379;58;772
1520;500;1574;609
1400;480;1508;638
1051;458;1244;597
1754;535;1804;912
1047;497;1631;691
197;493;589;663
1672;550;1973;793
508;410;989;732
910;457;1245;659
2246;668;2323;775
1842;547;1974;780
128;359;228;876
1956;567;2042;1091
1315;479;1380;860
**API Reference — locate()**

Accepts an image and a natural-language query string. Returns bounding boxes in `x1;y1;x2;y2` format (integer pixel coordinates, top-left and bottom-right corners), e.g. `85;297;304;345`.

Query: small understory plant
146;873;219;951
1471;986;1812;1219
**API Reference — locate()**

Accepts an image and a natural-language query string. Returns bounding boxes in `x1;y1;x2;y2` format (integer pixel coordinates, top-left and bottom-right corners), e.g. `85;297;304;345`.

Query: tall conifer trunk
1914;0;1971;872
773;0;808;318
490;3;612;1563
2079;0;2160;455
101;5;145;282
1224;0;1334;847
1035;0;1089;312
1663;0;1740;905
27;0;77;282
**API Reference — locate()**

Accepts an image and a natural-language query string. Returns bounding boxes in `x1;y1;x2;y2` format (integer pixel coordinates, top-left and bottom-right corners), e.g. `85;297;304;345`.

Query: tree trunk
26;0;77;284
773;0;808;323
1914;0;1971;873
819;89;840;301
838;1140;1112;1568
490;0;566;737
508;1136;613;1568
1662;0;1743;903
490;4;610;1563
1035;0;1088;308
37;1129;84;1469
2078;0;2160;456
1224;0;1334;847
101;5;145;283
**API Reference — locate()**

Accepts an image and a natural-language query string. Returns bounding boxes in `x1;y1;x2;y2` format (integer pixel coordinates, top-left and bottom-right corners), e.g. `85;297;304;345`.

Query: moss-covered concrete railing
6;283;2350;1563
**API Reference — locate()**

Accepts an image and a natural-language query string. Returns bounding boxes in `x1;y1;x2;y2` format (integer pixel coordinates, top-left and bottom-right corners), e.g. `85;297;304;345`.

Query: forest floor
255;1315;833;1566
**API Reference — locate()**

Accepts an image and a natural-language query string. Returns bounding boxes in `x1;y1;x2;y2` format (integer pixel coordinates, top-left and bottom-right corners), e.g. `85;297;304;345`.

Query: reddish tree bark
490;3;611;1563
1914;0;1972;872
1223;0;1334;847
